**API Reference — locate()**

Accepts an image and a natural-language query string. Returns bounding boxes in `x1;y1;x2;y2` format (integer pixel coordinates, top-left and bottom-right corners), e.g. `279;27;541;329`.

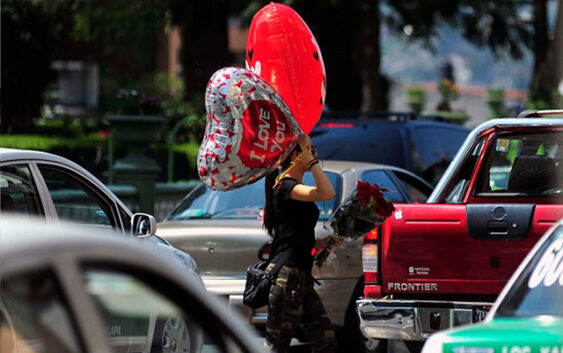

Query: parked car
0;148;201;351
157;160;433;349
356;111;563;352
0;216;263;353
421;220;563;353
311;112;470;185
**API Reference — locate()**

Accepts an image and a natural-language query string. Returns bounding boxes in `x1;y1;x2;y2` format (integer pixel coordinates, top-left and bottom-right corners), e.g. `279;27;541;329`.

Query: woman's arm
290;163;335;201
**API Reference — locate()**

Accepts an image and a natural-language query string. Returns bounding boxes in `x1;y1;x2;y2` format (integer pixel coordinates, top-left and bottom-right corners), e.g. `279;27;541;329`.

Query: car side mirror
131;213;157;237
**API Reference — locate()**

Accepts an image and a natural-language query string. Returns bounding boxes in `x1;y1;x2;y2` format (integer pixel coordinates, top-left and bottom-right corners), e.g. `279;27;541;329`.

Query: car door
79;263;259;353
382;129;563;297
0;258;257;353
34;163;123;231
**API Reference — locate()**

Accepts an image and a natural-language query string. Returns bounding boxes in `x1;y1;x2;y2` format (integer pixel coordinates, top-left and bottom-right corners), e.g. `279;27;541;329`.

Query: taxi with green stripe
422;220;563;353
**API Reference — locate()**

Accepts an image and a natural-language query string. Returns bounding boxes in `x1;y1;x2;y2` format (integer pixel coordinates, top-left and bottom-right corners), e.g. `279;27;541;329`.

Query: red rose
356;181;372;207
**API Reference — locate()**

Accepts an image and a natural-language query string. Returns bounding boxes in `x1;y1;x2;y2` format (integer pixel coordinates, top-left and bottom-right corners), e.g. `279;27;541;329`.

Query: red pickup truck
356;111;563;350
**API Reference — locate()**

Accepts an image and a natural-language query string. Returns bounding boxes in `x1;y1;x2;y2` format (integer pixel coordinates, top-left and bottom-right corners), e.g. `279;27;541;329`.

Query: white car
0;148;202;352
0;217;263;353
0;147;199;272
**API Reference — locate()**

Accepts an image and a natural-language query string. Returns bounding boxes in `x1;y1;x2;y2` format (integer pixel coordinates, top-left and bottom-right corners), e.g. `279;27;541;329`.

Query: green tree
71;0;169;113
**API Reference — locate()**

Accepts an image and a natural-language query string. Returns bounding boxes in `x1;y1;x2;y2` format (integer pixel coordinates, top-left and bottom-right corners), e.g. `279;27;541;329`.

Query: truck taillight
363;227;379;283
362;244;378;274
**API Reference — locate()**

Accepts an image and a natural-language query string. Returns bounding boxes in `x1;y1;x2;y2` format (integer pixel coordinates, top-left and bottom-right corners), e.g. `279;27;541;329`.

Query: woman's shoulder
275;177;300;199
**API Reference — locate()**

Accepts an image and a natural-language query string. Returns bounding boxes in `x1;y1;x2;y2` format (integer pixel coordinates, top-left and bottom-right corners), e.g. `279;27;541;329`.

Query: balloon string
273;149;308;189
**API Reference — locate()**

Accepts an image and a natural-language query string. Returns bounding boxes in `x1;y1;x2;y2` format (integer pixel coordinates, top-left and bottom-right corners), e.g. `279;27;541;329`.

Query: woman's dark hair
263;143;302;237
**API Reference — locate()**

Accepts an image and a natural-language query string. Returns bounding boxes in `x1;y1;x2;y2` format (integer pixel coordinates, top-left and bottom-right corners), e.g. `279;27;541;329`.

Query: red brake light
363;227;378;244
365;272;378;283
319;122;355;129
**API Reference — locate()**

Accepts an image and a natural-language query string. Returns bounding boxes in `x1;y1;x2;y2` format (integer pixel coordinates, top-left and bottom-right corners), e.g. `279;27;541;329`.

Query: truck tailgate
381;204;563;296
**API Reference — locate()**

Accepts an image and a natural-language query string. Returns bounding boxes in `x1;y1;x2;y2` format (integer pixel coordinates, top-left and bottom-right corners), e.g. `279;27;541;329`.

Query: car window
38;165;115;228
302;171;342;219
442;138;486;204
0;164;43;216
438;128;468;160
474;131;562;197
361;170;405;203
168;180;265;220
82;267;247;353
391;171;431;203
0;269;82;353
495;226;563;318
312;122;407;168
411;127;460;185
167;172;341;221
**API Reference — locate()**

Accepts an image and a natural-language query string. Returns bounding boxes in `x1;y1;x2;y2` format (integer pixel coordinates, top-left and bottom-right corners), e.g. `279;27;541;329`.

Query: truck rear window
474;131;563;198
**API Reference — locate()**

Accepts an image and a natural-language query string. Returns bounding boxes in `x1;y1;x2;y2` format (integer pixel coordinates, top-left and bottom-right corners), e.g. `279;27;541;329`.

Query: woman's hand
297;135;316;167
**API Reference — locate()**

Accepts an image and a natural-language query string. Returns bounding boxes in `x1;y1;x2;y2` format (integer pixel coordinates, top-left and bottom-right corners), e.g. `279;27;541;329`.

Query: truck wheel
340;279;387;353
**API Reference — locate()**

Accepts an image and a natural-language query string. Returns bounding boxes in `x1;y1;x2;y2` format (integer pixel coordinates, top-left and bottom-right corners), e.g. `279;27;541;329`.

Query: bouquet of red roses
314;181;395;267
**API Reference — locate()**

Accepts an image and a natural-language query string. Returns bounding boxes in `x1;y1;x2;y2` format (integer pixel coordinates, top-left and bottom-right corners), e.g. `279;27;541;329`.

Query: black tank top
270;177;319;273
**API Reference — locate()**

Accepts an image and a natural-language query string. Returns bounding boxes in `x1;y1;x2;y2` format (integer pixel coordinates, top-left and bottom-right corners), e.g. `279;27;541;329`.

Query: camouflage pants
265;265;337;353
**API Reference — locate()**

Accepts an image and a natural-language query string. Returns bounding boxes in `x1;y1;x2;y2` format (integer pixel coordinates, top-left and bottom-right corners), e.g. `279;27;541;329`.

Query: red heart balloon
246;3;326;135
198;67;303;191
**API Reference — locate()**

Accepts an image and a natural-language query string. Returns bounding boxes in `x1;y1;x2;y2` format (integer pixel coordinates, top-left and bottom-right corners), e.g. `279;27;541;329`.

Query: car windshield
495;225;563;318
475;131;563;197
167;172;341;221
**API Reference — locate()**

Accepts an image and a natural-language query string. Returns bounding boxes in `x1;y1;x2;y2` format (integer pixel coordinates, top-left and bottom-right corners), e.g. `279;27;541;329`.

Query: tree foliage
233;0;533;110
1;0;548;133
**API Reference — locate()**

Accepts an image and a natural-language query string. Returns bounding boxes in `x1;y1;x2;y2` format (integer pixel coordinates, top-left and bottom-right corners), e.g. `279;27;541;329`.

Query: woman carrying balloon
263;134;341;353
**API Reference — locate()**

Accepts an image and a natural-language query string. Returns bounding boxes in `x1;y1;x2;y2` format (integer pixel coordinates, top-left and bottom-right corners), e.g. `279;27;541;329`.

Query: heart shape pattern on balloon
198;67;303;191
